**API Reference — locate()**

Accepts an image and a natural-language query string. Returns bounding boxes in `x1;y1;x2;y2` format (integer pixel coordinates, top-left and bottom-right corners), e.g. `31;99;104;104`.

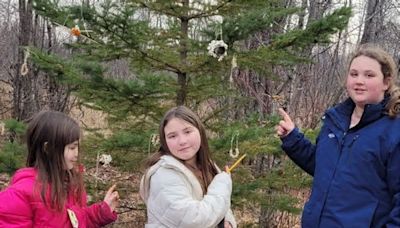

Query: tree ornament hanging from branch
207;40;228;61
71;25;81;37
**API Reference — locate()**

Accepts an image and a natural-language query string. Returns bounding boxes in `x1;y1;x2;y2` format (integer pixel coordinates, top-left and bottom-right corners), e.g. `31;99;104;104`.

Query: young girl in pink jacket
0;110;119;227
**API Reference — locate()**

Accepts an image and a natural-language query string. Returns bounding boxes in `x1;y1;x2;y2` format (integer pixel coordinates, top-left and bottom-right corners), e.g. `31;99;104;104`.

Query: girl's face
346;55;389;108
64;140;79;170
164;117;201;166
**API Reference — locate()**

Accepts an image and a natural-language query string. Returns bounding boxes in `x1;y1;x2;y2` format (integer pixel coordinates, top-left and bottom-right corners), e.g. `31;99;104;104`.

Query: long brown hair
26;110;84;211
349;44;400;117
144;106;218;189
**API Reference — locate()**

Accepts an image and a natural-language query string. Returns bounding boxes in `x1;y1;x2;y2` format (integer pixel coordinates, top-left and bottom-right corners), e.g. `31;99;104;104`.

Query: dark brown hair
26;110;84;211
144;106;218;190
349;44;400;117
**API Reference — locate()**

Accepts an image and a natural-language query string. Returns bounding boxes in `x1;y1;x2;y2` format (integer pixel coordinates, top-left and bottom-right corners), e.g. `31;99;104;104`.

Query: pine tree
31;0;351;225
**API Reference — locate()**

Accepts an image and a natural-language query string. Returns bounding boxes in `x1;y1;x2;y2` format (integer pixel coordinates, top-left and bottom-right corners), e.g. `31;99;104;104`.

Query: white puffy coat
140;155;237;228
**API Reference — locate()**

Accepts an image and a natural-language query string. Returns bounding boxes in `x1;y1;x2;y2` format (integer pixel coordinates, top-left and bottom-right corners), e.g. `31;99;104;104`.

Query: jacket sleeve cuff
225;209;237;228
99;201;118;224
281;127;303;151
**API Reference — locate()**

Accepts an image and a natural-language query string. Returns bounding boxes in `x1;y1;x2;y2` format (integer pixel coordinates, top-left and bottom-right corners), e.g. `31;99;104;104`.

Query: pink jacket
0;168;117;228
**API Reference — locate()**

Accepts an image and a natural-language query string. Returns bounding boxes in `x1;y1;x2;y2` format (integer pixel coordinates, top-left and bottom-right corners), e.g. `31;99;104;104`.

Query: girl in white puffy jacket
140;106;237;228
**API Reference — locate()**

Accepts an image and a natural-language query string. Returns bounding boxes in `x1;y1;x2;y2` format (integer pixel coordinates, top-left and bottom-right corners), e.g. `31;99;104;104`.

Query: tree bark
176;0;189;106
9;1;73;121
360;0;386;44
13;0;35;121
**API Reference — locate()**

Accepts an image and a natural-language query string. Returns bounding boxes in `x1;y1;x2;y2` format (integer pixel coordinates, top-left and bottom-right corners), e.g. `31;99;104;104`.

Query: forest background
0;0;400;227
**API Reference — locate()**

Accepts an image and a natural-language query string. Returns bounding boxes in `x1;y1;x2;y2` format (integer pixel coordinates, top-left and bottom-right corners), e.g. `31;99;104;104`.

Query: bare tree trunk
12;0;36;121
360;0;386;44
308;0;332;24
5;0;74;122
176;0;189;106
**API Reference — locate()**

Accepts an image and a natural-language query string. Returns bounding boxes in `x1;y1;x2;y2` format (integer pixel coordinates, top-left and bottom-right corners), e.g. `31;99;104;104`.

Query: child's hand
224;165;230;173
224;221;233;228
103;184;119;211
276;108;295;138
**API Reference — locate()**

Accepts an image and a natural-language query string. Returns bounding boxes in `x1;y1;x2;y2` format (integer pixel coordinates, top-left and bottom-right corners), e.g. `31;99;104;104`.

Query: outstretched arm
84;184;119;227
276;108;317;175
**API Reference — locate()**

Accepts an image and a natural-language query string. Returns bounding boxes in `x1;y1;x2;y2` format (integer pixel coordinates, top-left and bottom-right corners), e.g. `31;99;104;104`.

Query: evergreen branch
202;105;232;125
187;0;234;20
136;49;181;74
138;1;181;18
270;7;351;50
138;0;234;20
202;100;247;125
90;13;181;74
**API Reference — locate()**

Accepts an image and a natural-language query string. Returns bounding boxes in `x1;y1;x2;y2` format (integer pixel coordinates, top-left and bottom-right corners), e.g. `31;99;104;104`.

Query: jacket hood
10;167;37;185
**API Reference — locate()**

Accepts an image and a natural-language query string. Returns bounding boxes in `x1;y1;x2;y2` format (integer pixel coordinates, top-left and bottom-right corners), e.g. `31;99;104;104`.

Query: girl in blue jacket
276;44;400;227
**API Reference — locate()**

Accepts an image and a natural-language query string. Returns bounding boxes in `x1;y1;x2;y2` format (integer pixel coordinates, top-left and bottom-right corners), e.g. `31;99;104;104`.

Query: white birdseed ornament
207;40;228;61
99;154;112;166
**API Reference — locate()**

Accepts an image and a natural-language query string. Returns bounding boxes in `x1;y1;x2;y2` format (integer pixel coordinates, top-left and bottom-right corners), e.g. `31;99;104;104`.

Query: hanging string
148;134;159;155
80;0;90;38
235;132;239;157
20;49;30;76
62;14;71;27
229;54;237;87
219;22;223;40
215;20;223;40
229;132;240;158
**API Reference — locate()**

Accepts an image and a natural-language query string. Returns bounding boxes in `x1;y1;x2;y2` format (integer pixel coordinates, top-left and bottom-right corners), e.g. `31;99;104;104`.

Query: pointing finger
107;184;117;195
278;108;291;122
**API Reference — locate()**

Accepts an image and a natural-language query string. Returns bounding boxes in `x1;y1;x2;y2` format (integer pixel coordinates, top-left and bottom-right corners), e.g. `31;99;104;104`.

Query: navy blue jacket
282;97;400;227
